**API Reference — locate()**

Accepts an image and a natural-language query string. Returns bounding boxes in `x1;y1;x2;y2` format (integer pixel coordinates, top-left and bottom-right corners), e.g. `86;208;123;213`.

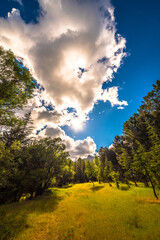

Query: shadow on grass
90;186;105;192
0;190;61;240
0;209;27;240
60;184;73;189
120;186;130;191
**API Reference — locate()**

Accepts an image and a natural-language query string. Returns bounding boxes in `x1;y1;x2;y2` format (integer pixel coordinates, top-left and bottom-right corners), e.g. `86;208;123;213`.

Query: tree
98;146;122;183
94;155;101;183
104;157;112;186
0;46;36;203
20;138;69;197
109;170;120;189
0;140;21;203
133;142;159;199
1;112;33;147
74;158;86;183
113;80;160;198
139;80;160;138
85;160;97;186
0;46;35;127
97;147;108;182
56;159;75;186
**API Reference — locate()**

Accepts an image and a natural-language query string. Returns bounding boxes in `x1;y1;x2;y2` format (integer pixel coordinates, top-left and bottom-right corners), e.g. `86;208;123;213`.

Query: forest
0;46;160;205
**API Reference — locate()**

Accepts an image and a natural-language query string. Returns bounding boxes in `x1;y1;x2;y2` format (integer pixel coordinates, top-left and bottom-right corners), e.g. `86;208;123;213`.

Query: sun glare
71;117;84;132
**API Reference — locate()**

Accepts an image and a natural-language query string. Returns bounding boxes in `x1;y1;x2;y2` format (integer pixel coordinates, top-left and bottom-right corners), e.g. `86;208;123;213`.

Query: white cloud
100;87;128;107
8;8;21;20
30;103;89;133
38;125;96;160
0;0;128;158
71;137;96;159
117;106;125;110
108;144;113;149
39;125;65;139
0;1;127;114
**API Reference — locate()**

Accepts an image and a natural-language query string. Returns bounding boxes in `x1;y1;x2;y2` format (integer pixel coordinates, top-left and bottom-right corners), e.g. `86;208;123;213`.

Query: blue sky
62;0;160;149
0;0;160;158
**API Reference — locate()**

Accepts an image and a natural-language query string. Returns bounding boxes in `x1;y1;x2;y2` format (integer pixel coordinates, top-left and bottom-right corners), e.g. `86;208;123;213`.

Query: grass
0;182;160;240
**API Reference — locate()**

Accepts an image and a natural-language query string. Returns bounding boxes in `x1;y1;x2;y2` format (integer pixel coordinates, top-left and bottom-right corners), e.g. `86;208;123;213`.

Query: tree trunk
116;181;119;189
131;173;138;186
145;168;158;199
150;178;158;199
36;186;44;196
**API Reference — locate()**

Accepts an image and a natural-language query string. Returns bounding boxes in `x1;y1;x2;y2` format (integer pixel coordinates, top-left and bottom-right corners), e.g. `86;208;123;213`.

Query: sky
0;0;160;159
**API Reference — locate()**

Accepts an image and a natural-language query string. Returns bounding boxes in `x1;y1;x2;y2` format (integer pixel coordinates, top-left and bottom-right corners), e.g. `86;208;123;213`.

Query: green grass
1;183;160;240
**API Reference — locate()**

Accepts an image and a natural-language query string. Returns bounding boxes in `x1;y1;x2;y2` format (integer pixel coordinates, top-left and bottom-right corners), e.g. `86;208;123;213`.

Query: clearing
1;182;160;240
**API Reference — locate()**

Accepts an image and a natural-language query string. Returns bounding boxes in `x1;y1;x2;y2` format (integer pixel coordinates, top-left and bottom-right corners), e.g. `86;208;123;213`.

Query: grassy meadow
1;183;160;240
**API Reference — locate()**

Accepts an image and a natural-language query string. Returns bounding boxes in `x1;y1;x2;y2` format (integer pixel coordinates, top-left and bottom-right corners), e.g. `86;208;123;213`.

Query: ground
1;182;160;240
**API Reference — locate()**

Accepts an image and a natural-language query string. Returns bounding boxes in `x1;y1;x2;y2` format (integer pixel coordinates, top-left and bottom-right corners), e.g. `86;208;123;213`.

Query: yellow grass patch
1;182;160;240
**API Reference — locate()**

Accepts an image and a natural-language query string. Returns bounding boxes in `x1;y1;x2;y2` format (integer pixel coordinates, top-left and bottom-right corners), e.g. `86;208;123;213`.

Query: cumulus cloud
39;125;65;139
0;0;127;113
0;0;128;158
70;137;96;159
8;8;21;20
38;125;96;160
100;87;128;107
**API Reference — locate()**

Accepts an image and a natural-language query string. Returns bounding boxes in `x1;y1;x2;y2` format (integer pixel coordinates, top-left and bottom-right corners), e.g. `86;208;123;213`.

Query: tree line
59;79;160;199
74;148;122;188
73;80;160;200
112;80;160;198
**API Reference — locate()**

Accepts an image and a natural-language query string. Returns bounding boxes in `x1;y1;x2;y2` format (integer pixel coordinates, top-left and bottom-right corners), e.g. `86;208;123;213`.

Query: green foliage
56;159;75;186
85;160;97;185
0;46;37;203
0;137;70;203
0;46;35;127
113;80;160;198
94;155;101;183
0;140;22;203
74;158;86;183
97;147;107;182
1;112;33;147
97;146;122;184
109;171;120;188
20;138;69;197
